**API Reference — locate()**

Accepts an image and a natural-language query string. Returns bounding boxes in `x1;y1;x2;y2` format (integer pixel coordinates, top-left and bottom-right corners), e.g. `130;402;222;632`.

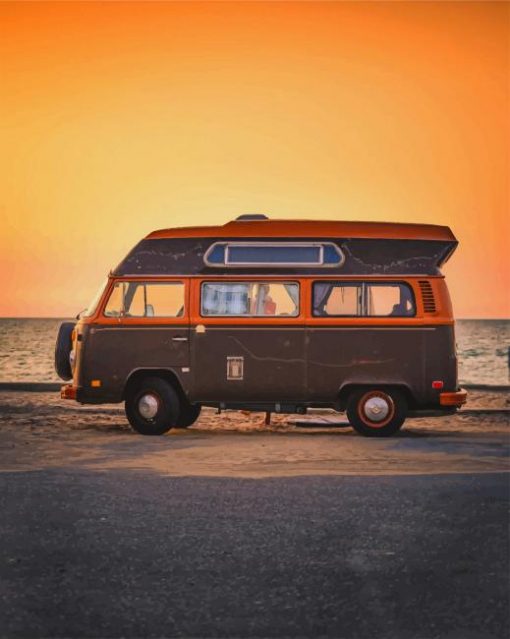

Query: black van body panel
75;322;457;408
114;237;457;277
306;325;457;406
191;326;306;403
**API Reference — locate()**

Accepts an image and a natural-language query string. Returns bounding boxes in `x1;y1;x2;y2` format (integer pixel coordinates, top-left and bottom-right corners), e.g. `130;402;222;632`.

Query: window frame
199;280;301;318
312;280;417;318
203;241;344;268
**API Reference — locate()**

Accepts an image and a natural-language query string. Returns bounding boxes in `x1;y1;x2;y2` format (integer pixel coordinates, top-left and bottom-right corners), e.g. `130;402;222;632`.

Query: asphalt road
0;471;508;639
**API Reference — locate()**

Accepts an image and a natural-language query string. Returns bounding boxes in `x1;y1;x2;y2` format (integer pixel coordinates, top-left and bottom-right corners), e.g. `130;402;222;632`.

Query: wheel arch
337;382;416;410
123;368;189;405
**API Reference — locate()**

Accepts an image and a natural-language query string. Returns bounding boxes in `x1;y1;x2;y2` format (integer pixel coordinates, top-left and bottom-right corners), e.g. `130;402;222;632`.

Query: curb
0;383;61;392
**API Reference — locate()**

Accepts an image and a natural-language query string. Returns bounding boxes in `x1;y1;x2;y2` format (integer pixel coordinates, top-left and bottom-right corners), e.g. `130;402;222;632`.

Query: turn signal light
91;380;102;388
432;380;444;389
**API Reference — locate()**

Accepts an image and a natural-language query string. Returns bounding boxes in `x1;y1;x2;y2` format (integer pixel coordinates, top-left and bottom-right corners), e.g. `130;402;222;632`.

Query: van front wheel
346;388;407;437
125;377;180;436
175;402;201;428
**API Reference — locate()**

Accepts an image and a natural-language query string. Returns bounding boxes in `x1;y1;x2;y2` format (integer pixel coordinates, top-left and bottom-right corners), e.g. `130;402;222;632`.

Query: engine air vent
234;214;269;222
418;280;437;313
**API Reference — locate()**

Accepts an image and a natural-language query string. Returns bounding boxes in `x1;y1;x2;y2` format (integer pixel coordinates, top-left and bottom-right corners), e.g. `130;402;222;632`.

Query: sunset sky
1;1;508;318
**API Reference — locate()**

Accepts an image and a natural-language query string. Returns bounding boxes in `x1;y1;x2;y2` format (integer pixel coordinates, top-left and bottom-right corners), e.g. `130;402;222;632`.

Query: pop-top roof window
204;242;344;268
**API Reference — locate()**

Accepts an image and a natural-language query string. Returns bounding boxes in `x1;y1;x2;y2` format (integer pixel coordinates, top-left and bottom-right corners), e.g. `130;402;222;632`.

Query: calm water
0;318;508;386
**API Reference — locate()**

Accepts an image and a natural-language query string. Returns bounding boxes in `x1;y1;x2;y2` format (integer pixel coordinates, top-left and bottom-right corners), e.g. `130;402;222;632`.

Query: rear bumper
439;388;467;407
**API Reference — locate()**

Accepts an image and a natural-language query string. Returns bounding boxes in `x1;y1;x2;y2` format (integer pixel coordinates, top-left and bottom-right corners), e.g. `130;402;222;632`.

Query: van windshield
81;279;108;318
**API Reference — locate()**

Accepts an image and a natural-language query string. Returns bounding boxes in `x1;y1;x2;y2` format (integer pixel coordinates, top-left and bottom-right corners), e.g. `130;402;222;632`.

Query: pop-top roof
146;217;456;243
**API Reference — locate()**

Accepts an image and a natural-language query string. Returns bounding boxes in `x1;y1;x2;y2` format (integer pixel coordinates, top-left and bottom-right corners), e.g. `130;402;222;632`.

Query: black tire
125;377;181;436
346;387;407;437
54;322;75;381
174;402;201;428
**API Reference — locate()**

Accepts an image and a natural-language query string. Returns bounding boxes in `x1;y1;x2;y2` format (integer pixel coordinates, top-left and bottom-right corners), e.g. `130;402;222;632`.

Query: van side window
104;282;185;318
313;282;362;316
313;282;415;317
367;283;415;317
201;282;299;317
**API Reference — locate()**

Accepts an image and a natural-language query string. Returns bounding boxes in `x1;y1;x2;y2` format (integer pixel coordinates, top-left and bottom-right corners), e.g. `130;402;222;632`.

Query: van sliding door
190;280;305;404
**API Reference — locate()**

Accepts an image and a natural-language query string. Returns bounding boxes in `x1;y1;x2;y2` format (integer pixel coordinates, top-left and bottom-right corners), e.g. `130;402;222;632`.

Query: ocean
0;318;508;386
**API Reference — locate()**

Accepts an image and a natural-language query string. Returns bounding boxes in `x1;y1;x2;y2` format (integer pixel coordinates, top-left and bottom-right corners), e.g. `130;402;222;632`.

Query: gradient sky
1;1;508;318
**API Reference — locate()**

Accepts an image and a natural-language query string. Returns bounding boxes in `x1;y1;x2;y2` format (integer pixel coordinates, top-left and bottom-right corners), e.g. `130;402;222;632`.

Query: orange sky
0;1;508;318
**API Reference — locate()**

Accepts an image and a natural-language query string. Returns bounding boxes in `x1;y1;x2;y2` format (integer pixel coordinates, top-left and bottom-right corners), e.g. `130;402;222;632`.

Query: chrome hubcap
363;396;390;422
138;394;159;420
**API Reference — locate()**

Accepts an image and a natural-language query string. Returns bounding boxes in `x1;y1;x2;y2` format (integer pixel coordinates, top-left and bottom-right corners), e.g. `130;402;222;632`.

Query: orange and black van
56;215;467;437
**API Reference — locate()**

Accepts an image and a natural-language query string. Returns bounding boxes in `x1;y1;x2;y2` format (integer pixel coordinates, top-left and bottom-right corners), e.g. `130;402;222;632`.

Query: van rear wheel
125;377;180;436
347;388;407;437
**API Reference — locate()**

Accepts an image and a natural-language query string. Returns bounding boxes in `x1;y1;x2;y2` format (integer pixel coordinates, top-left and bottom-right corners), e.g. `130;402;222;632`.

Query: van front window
104;281;185;318
201;282;299;317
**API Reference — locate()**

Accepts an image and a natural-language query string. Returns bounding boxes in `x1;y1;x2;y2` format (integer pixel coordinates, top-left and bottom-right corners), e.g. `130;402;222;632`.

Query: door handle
172;336;188;342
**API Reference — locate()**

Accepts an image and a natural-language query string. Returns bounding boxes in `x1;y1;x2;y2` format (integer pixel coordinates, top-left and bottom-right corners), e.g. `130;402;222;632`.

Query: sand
0;389;508;478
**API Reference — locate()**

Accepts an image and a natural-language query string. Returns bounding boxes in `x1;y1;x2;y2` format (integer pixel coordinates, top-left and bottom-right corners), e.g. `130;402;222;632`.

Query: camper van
56;215;466;437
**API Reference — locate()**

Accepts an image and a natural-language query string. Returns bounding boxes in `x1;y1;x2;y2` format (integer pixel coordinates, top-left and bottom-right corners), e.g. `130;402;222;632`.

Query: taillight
432;380;444;389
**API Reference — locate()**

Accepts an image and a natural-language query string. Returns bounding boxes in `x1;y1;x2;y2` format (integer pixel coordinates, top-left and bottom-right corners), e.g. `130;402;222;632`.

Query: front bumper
439;388;467;407
60;383;120;404
61;384;77;400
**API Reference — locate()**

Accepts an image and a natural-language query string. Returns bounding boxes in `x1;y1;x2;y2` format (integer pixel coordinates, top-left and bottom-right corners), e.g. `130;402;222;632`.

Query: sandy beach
1;388;508;477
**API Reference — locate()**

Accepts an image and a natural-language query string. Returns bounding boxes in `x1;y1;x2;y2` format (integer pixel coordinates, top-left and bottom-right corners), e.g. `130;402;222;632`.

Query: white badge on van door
227;356;244;380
